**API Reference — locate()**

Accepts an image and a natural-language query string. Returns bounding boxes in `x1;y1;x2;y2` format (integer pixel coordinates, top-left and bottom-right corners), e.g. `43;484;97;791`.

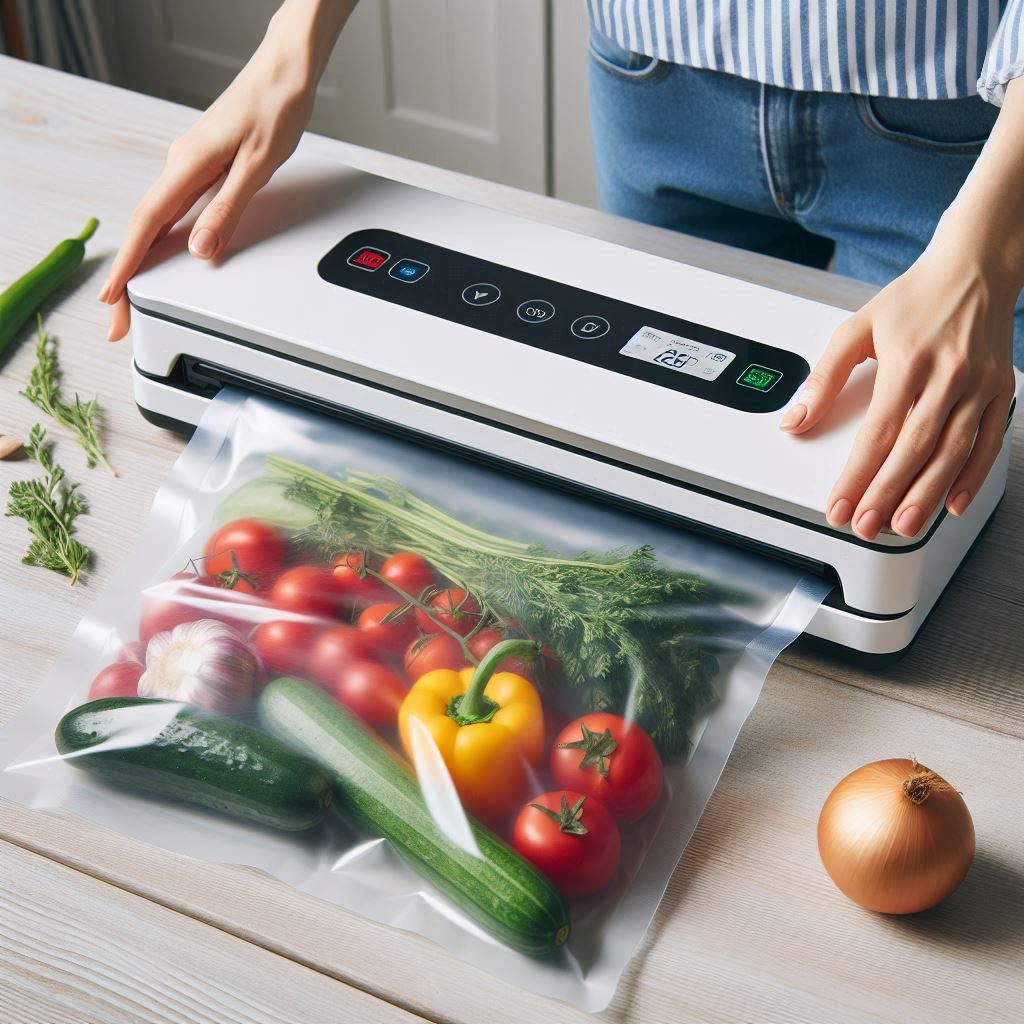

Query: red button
348;247;390;271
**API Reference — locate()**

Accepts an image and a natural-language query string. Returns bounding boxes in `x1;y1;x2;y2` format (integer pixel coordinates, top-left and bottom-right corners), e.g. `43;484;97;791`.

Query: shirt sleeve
978;0;1024;105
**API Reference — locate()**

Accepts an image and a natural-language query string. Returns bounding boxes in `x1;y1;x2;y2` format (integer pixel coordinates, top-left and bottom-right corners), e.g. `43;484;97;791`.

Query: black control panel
317;229;809;413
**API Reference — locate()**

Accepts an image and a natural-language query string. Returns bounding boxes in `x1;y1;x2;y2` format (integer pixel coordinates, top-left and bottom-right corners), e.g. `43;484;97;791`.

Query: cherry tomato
203;519;286;593
328;660;408;727
139;572;201;643
467;627;537;679
330;551;384;608
139;573;265;645
380;552;436;600
309;625;373;684
116;641;146;665
513;790;620;900
219;575;258;595
272;566;345;619
87;661;144;702
414;588;482;636
254;620;322;678
550;713;662;821
358;603;418;659
403;632;468;680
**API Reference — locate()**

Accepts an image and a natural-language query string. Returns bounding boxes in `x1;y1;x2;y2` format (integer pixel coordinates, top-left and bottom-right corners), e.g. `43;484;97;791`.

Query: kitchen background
0;0;599;205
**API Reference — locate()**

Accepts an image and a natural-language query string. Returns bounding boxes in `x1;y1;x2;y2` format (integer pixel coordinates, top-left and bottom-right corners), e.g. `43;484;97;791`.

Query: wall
94;0;598;206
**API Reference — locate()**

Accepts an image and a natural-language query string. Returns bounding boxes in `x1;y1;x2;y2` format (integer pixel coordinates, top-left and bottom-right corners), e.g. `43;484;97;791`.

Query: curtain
15;0;110;81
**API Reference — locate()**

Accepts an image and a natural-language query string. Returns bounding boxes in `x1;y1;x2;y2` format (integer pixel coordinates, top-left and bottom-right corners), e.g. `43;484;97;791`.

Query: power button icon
570;315;610;340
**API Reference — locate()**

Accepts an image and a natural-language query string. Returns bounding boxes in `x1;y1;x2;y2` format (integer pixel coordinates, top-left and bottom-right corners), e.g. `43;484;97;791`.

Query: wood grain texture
2;55;1022;1024
0;841;426;1024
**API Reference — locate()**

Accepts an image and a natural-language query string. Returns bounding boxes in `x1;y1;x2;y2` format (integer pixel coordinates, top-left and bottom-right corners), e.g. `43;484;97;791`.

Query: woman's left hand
779;243;1017;540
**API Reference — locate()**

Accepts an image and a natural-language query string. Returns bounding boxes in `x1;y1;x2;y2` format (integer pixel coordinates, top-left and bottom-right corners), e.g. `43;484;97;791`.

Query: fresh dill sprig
5;424;92;585
21;315;117;476
270;457;723;756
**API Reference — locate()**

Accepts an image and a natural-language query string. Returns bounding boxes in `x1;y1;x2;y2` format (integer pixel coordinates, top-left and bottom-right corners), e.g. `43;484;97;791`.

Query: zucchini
55;697;333;831
214;476;317;532
259;677;570;956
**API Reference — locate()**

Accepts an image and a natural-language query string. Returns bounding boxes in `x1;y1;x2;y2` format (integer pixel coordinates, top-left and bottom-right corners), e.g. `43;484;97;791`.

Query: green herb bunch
21;316;116;476
267;457;720;755
5;424;91;585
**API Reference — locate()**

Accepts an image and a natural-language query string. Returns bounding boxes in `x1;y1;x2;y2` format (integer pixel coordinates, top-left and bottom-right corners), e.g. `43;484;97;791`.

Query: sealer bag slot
0;389;829;1010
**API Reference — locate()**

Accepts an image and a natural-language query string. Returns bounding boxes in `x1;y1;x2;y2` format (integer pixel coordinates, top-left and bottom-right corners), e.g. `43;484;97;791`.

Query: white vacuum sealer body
128;151;1022;656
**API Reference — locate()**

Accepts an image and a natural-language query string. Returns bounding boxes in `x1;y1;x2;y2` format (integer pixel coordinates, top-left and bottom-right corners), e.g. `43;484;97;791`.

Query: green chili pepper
0;218;99;357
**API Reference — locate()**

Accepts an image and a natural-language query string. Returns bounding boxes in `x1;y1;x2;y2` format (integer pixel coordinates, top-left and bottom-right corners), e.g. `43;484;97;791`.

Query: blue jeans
588;30;1024;368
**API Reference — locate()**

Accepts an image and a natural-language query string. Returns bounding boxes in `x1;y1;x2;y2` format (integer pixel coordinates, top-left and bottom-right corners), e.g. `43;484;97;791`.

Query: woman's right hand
99;0;355;340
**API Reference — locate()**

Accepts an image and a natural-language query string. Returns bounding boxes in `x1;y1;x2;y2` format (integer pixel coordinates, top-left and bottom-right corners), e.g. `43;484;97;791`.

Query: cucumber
214;476;317;532
259;677;570;956
55;697;333;831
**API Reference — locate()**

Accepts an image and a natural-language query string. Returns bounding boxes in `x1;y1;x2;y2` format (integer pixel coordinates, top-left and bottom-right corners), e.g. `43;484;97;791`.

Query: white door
101;0;551;193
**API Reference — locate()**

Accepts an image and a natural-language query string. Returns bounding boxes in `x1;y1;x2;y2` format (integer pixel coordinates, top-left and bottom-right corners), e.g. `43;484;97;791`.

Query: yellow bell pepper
398;639;544;823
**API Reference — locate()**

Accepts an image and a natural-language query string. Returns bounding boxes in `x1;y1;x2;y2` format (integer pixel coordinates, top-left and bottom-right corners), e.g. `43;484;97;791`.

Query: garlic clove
0;434;24;460
139;618;257;715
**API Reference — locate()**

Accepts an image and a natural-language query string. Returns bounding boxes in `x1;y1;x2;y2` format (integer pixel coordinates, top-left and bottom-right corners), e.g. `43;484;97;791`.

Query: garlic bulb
139;619;257;714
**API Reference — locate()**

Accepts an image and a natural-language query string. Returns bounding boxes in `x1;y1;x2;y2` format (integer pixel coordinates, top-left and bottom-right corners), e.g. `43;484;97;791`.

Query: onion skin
818;758;975;914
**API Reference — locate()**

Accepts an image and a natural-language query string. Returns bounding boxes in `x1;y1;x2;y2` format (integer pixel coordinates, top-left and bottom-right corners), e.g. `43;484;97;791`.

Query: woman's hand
782;76;1024;541
98;0;355;341
780;249;1017;539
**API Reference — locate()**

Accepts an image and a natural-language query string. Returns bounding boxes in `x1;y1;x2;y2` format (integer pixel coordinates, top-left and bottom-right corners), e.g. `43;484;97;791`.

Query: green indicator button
737;364;783;392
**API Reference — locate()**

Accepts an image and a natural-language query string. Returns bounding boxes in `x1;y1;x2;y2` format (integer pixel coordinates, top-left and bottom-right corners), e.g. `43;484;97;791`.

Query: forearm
263;0;358;89
100;0;359;340
931;77;1024;299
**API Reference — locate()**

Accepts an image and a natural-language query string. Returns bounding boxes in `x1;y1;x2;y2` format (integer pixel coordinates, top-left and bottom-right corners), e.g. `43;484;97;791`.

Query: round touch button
570;315;610;339
516;299;556;324
462;283;501;306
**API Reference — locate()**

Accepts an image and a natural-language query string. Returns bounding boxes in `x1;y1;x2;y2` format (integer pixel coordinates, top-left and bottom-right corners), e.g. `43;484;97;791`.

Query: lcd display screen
620;326;736;381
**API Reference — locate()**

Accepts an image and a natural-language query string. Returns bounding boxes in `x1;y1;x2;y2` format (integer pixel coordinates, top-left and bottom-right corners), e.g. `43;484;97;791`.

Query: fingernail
855;508;882;540
948;490;971;516
894;505;924;537
189;227;217;258
827;497;853;526
779;403;807;431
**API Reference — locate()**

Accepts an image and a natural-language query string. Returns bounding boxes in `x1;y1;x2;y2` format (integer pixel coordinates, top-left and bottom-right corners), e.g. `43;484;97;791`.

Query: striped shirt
587;1;1024;104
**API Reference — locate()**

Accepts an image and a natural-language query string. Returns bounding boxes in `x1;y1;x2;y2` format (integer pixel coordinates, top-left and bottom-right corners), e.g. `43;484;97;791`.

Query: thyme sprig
21;316;116;476
5;424;91;585
268;456;720;755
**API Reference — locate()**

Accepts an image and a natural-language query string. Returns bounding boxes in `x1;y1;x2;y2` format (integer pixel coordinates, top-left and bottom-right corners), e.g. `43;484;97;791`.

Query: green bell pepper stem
75;218;101;243
457;638;540;722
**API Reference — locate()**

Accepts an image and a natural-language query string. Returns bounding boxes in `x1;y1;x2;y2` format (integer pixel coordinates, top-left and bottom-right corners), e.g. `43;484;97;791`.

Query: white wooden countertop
1;56;1022;1024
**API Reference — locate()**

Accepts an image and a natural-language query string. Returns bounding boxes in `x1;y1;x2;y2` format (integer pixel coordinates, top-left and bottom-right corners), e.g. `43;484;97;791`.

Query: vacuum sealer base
133;362;1007;660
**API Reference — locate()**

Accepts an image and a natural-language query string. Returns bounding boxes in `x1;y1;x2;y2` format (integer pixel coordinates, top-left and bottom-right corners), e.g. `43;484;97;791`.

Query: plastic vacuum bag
0;390;828;1010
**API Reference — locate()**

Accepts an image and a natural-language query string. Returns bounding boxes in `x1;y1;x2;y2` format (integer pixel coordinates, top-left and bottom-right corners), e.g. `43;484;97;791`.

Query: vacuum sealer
129;151;1022;657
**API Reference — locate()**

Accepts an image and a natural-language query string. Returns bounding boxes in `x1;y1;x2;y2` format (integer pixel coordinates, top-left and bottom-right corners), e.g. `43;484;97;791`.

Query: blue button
389;258;430;283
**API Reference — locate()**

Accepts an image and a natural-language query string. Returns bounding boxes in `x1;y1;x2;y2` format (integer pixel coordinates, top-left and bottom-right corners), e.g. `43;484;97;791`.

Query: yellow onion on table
817;758;974;914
